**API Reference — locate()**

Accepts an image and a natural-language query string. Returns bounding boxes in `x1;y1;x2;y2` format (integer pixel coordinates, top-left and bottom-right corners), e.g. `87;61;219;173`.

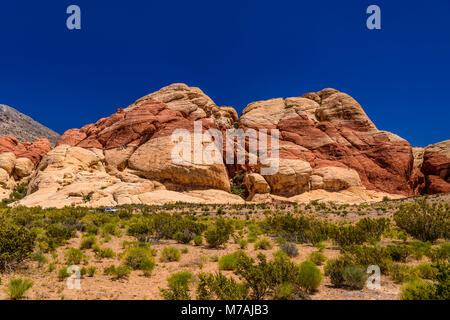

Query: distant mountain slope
0;104;60;146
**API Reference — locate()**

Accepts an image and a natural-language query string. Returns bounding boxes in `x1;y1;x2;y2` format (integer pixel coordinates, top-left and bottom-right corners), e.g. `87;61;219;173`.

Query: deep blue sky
0;0;449;147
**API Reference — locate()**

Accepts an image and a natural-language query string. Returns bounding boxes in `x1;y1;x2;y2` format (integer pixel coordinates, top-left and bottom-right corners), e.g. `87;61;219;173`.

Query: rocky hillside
0;84;447;208
0;104;60;146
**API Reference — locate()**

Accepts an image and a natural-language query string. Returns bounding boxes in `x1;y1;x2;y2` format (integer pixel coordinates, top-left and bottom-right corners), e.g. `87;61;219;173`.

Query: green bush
65;248;85;265
388;264;416;283
342;245;392;272
332;225;367;247
400;278;436;300
254;238;272;250
87;266;96;277
238;238;248;249
1;183;28;206
297;261;322;293
308;251;326;265
263;214;331;245
57;267;70;281
355;218;389;240
408;241;432;260
234;253;275;299
0;222;36;271
174;230;194;244
413;263;438;280
80;235;97;249
205;219;233;248
385;245;410;262
4;278;33;300
197;272;249;300
124;246;156;274
218;253;239;271
160;247;181;262
160;271;192;300
193;235;203;246
342;265;366;290
428;242;450;262
394;200;449;242
103;265;131;280
324;258;353;288
95;247;116;259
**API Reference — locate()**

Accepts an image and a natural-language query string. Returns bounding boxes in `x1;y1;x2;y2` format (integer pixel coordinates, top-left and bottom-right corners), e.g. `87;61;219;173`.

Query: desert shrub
124;246;156;274
238;238;248;249
197;272;249;300
247;232;258;243
1;183;28;206
174;230;194;244
280;243;299;257
160;271;192;300
355;218;389;240
218;252;240;271
427;242;450;262
388;264;416;283
87;266;96;277
58;267;70;281
342;265;366;290
46;223;74;246
394;200;449;242
254;238;272;250
127;213;206;242
342;245;392;272
205;218;233;248
262;214;331;244
332;225;367;247
408;241;432;260
80;235;97;249
160;247;181;262
273;282;294;300
102;222;121;237
65;248;85;265
308;251;326;265
325;257;355;288
0;222;36;271
297;261;322;293
314;242;326;252
95;247;116;259
103;265;130;280
4;278;33;300
414;263;438;280
193;235;203;246
233;252;275;299
434;260;450;300
400;278;436;300
385;245;410;262
30;251;48;267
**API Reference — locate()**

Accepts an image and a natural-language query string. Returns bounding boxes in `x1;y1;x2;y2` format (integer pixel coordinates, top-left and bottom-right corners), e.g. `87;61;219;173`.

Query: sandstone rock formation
0;136;51;165
238;89;415;198
2;84;447;208
419;140;450;194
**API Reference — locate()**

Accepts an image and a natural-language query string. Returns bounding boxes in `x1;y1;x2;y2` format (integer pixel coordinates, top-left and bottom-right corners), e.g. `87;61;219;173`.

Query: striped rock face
9;84;448;208
237;89;415;197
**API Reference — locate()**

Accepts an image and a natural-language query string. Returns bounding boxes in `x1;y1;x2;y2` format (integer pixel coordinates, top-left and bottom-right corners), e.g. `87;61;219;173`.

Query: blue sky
0;0;449;147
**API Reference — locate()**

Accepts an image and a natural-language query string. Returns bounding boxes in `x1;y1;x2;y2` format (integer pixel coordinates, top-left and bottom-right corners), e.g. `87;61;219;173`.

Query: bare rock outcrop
237;89;415;198
420;140;450;194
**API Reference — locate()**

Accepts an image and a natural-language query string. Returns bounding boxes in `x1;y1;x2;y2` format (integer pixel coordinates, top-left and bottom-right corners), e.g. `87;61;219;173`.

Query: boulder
420;140;450;194
14;157;34;177
243;172;270;200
